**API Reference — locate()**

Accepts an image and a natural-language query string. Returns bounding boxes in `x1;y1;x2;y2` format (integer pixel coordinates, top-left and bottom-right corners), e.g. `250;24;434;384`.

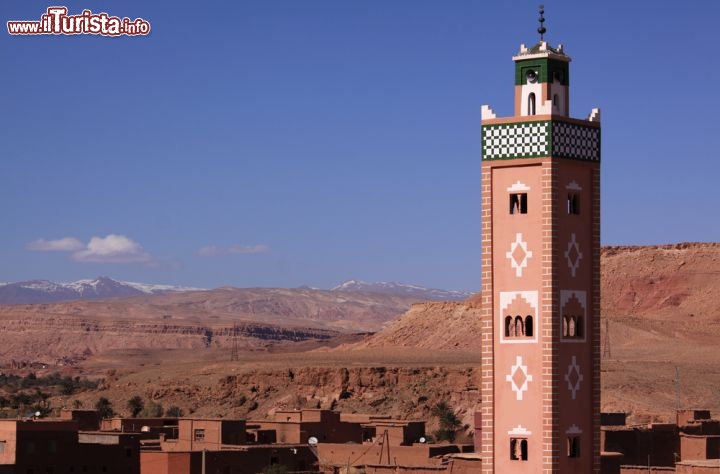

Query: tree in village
141;400;164;417
165;405;184;418
431;401;462;442
95;397;115;419
126;395;144;418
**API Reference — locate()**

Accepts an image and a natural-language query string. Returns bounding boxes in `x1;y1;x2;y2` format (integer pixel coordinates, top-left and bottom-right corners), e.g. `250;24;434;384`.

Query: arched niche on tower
560;290;587;342
499;291;539;344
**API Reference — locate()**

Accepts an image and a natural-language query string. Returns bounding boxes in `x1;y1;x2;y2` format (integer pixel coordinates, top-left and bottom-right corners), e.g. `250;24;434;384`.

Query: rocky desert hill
0;243;718;432
601;242;720;321
349;301;482;350
599;243;720;422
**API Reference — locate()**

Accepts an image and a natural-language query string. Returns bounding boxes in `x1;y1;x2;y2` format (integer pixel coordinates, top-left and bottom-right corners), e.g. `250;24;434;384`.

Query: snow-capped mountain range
0;277;203;305
0;277;473;305
330;279;473;301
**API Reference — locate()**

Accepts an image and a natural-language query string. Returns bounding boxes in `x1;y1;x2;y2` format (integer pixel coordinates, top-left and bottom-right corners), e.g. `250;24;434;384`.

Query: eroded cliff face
0;315;340;363
70;365;481;436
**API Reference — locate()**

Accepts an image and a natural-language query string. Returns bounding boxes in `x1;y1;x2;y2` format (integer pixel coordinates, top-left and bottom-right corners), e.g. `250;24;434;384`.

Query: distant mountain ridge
0;277;202;305
0;277;472;305
331;279;472;301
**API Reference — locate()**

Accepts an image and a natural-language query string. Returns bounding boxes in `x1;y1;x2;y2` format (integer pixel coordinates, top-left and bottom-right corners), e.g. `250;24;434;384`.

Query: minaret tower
478;6;601;473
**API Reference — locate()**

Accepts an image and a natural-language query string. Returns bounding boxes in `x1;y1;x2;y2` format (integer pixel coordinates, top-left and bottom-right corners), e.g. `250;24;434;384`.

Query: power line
675;366;681;411
230;324;239;362
602;319;611;360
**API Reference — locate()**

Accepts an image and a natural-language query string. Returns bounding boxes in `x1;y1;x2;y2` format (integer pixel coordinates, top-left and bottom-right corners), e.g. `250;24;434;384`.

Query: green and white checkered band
553;121;600;161
482;120;600;162
482;122;550;159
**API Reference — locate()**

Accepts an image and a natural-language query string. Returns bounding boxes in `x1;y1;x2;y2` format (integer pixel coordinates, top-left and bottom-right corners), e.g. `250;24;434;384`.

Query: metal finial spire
537;5;547;41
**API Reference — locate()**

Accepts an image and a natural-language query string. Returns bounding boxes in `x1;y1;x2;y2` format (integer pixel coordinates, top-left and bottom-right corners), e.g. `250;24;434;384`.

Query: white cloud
72;235;152;263
27;234;152;264
197;244;270;257
26;237;84;252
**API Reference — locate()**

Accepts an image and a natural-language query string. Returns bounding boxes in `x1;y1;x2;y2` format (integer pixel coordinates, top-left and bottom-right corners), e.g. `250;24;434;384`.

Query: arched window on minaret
515;316;525;336
568;316;576;337
505;316;514;337
568;436;581;457
525;315;533;337
510;438;529;460
576;316;584;338
568;193;580;214
528;93;536;115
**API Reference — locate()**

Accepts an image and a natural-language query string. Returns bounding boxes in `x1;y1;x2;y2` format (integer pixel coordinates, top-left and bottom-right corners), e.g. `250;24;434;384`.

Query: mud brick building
0;419;140;474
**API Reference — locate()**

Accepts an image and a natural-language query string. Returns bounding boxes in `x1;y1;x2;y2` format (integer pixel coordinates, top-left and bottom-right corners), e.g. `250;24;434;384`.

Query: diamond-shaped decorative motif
506;233;533;277
564;355;584;400
512;245;526;267
506;355;533;401
564;233;583;277
512;365;527;389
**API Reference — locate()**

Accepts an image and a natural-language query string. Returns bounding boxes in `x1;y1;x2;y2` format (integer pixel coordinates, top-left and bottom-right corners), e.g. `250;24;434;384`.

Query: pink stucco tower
478;12;602;473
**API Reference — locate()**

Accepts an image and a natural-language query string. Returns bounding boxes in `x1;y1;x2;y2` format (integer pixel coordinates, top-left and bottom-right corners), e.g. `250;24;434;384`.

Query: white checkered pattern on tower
552;122;600;161
482;122;550;159
482;120;600;161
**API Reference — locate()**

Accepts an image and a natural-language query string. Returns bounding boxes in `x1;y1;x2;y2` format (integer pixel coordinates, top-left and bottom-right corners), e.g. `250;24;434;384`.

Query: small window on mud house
567;193;580;215
567;436;580;458
510;438;528;460
194;429;205;442
510;193;527;214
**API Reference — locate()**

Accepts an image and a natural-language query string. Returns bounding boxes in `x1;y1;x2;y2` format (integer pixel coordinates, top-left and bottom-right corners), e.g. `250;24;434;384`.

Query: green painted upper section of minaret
480;8;602;164
513;42;571;86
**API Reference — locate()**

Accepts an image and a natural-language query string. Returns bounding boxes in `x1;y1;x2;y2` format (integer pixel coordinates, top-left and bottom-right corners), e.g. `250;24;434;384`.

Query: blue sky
2;1;719;292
